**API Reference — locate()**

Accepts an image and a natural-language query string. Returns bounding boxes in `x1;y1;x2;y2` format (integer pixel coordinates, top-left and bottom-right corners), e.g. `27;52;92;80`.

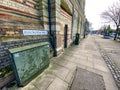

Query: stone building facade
0;0;86;88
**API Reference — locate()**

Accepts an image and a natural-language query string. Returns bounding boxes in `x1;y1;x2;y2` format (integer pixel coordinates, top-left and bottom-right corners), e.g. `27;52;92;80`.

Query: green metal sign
8;42;50;86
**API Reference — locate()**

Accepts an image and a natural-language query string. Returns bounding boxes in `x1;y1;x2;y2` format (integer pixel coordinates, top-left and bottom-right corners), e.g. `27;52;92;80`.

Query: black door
64;25;68;48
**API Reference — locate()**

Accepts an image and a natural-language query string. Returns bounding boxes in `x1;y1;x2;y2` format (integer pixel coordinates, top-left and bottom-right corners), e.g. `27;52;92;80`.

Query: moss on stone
0;66;12;78
60;0;72;16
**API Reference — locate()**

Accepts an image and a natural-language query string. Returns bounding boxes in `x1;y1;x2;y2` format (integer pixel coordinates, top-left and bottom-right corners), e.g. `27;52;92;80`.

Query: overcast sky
85;0;119;30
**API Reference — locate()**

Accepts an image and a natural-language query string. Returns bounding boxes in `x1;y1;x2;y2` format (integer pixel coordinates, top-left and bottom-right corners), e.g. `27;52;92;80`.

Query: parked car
110;33;120;38
110;33;116;38
103;35;110;39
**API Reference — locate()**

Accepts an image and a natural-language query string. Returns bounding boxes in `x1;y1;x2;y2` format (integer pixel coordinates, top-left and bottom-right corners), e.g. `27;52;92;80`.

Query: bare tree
101;2;120;40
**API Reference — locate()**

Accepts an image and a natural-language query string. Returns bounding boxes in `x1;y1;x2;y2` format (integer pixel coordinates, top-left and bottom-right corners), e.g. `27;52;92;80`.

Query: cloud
85;0;118;30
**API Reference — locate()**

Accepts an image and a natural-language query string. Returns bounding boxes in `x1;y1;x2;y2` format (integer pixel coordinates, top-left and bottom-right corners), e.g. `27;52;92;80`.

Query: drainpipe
77;16;80;33
80;20;82;35
71;5;74;40
48;0;57;56
83;20;86;38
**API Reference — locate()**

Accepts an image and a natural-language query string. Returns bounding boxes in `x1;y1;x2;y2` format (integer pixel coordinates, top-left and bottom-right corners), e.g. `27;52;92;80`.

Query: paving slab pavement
5;35;118;90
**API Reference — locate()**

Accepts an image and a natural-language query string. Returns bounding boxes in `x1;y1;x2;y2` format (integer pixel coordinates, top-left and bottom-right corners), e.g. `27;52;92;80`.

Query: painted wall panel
9;42;50;86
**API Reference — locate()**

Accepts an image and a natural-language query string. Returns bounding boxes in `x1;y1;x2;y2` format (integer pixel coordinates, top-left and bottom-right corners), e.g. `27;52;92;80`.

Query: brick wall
0;0;43;36
0;0;49;88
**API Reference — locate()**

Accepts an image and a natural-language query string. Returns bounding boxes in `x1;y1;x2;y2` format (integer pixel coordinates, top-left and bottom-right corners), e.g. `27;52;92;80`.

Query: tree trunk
114;28;118;40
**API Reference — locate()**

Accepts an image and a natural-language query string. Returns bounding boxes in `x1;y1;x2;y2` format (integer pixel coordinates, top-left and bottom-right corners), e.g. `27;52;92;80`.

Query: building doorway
64;24;68;48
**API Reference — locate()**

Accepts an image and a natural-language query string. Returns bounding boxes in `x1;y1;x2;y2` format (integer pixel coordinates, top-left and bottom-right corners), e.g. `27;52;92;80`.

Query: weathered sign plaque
23;30;48;35
8;42;50;86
